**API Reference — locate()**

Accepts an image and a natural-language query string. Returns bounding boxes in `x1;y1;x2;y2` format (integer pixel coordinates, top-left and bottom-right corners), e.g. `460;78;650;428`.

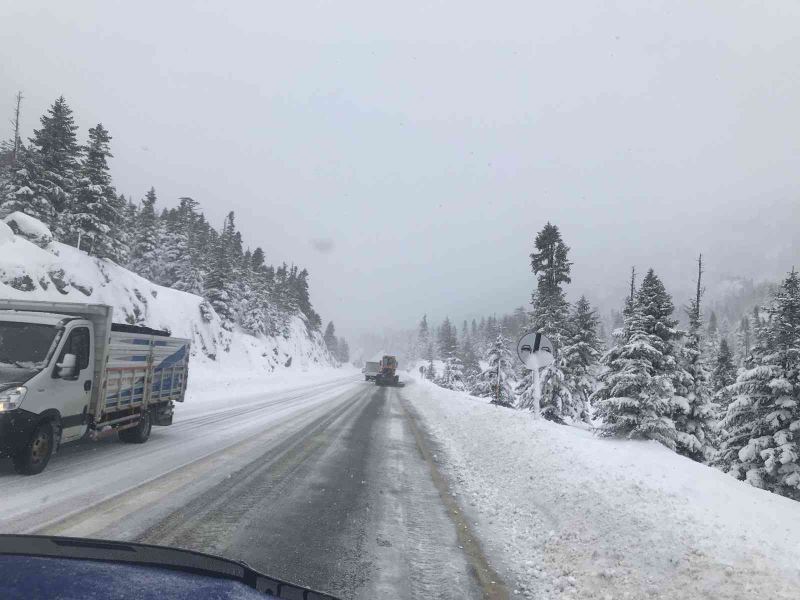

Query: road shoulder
401;377;800;600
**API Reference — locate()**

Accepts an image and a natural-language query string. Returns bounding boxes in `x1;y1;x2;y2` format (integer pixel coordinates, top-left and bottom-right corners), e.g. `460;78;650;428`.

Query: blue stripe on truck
156;345;188;370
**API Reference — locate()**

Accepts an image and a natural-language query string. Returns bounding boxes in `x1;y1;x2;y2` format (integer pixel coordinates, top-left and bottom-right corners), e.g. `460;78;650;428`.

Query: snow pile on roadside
404;377;800;600
3;211;54;246
0;226;334;374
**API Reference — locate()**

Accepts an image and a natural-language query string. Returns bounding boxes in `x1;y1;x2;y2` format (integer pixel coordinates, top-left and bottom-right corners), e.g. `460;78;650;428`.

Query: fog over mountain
2;1;798;339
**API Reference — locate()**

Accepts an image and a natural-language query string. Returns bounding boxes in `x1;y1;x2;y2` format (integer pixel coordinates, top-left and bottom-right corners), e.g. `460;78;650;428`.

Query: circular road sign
516;331;555;369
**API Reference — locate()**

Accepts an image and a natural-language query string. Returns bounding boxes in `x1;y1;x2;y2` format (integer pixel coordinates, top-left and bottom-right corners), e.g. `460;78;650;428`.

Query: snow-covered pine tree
438;358;451;388
226;225;247;320
476;317;491;358
157;207;183;288
515;368;538;412
415;315;432;362
705;311;721;358
3;91;23;167
0;145;52;224
522;222;574;420
673;255;716;462
472;331;516;407
716;270;800;499
204;212;240;325
593;269;679;449
450;354;467;391
425;353;437;381
710;338;737;410
241;247;274;335
127;188;163;281
289;267;321;330
560;295;603;423
735;315;752;367
29;96;81;235
113;195;137;264
459;334;480;384
337;338;350;364
68;123;126;261
170;197;205;295
437;317;458;361
323;322;339;358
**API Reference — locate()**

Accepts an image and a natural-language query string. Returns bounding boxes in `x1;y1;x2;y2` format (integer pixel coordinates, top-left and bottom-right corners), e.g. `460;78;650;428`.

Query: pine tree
114;195;138;263
704;310;722;367
0;145;52;225
459;334;480;383
204;212;239;324
323;322;338;358
425;352;437;381
716;270;800;499
593;269;679;449
170;197;205;294
560;296;603;423
337;338;350;364
710;339;737;404
30;96;81;234
736;315;752;367
127;188;163;281
515;368;540;413
673;255;716;462
241;247;275;335
440;355;466;391
68;123;125;260
8;91;22;165
523;222;573;420
416;315;432;361
472;332;516;407
437;317;458;360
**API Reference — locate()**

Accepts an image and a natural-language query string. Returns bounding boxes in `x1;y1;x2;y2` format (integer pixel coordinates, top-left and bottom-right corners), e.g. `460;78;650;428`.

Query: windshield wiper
0;356;25;368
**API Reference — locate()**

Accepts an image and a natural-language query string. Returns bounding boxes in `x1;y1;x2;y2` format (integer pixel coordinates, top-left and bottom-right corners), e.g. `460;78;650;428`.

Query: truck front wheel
119;411;152;444
13;421;55;476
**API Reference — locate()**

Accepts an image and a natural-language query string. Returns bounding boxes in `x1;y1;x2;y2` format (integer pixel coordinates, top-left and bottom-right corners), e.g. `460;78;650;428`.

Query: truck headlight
0;387;26;412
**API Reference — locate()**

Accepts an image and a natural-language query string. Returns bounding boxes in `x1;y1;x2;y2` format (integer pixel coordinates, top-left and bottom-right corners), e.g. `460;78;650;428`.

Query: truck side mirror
57;353;78;379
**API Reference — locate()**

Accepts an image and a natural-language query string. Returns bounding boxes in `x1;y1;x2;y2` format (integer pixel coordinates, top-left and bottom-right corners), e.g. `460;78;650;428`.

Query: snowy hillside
0;218;335;375
405;376;800;599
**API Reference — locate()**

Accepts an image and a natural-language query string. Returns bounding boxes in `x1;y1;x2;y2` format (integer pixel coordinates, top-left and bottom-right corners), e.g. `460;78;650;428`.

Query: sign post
515;331;553;419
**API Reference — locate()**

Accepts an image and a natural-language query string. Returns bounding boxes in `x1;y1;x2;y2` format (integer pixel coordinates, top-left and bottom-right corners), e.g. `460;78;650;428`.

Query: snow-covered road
5;370;795;600
0;372;488;599
0;374;358;535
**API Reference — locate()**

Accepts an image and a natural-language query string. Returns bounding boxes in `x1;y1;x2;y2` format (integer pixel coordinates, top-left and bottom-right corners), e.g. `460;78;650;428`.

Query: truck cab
0;300;190;475
0;311;97;472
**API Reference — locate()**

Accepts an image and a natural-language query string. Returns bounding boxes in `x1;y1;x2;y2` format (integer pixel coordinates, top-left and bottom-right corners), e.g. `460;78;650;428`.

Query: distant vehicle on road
362;361;380;381
375;355;401;387
0;299;190;475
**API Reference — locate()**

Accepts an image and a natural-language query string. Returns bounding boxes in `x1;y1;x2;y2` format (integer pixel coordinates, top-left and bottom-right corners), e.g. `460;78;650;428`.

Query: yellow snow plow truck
374;355;402;387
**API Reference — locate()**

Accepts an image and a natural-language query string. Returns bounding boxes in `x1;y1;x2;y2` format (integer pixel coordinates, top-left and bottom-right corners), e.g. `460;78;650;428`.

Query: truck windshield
0;322;58;368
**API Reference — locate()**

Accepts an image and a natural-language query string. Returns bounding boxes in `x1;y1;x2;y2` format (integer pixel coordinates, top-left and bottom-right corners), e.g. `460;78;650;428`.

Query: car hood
0;367;35;390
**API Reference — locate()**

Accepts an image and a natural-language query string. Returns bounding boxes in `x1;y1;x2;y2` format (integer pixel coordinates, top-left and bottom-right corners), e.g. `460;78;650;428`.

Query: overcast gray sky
2;1;798;339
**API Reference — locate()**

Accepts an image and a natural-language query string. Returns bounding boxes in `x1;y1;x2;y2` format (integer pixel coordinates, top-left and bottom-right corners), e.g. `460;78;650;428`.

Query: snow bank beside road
404;378;800;600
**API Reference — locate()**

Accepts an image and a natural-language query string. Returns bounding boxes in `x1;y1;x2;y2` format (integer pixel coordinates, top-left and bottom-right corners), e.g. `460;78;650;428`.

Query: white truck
0;299;190;475
362;361;380;381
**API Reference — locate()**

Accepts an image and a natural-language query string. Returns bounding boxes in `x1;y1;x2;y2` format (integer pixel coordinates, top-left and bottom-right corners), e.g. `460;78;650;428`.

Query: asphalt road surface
0;376;502;599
